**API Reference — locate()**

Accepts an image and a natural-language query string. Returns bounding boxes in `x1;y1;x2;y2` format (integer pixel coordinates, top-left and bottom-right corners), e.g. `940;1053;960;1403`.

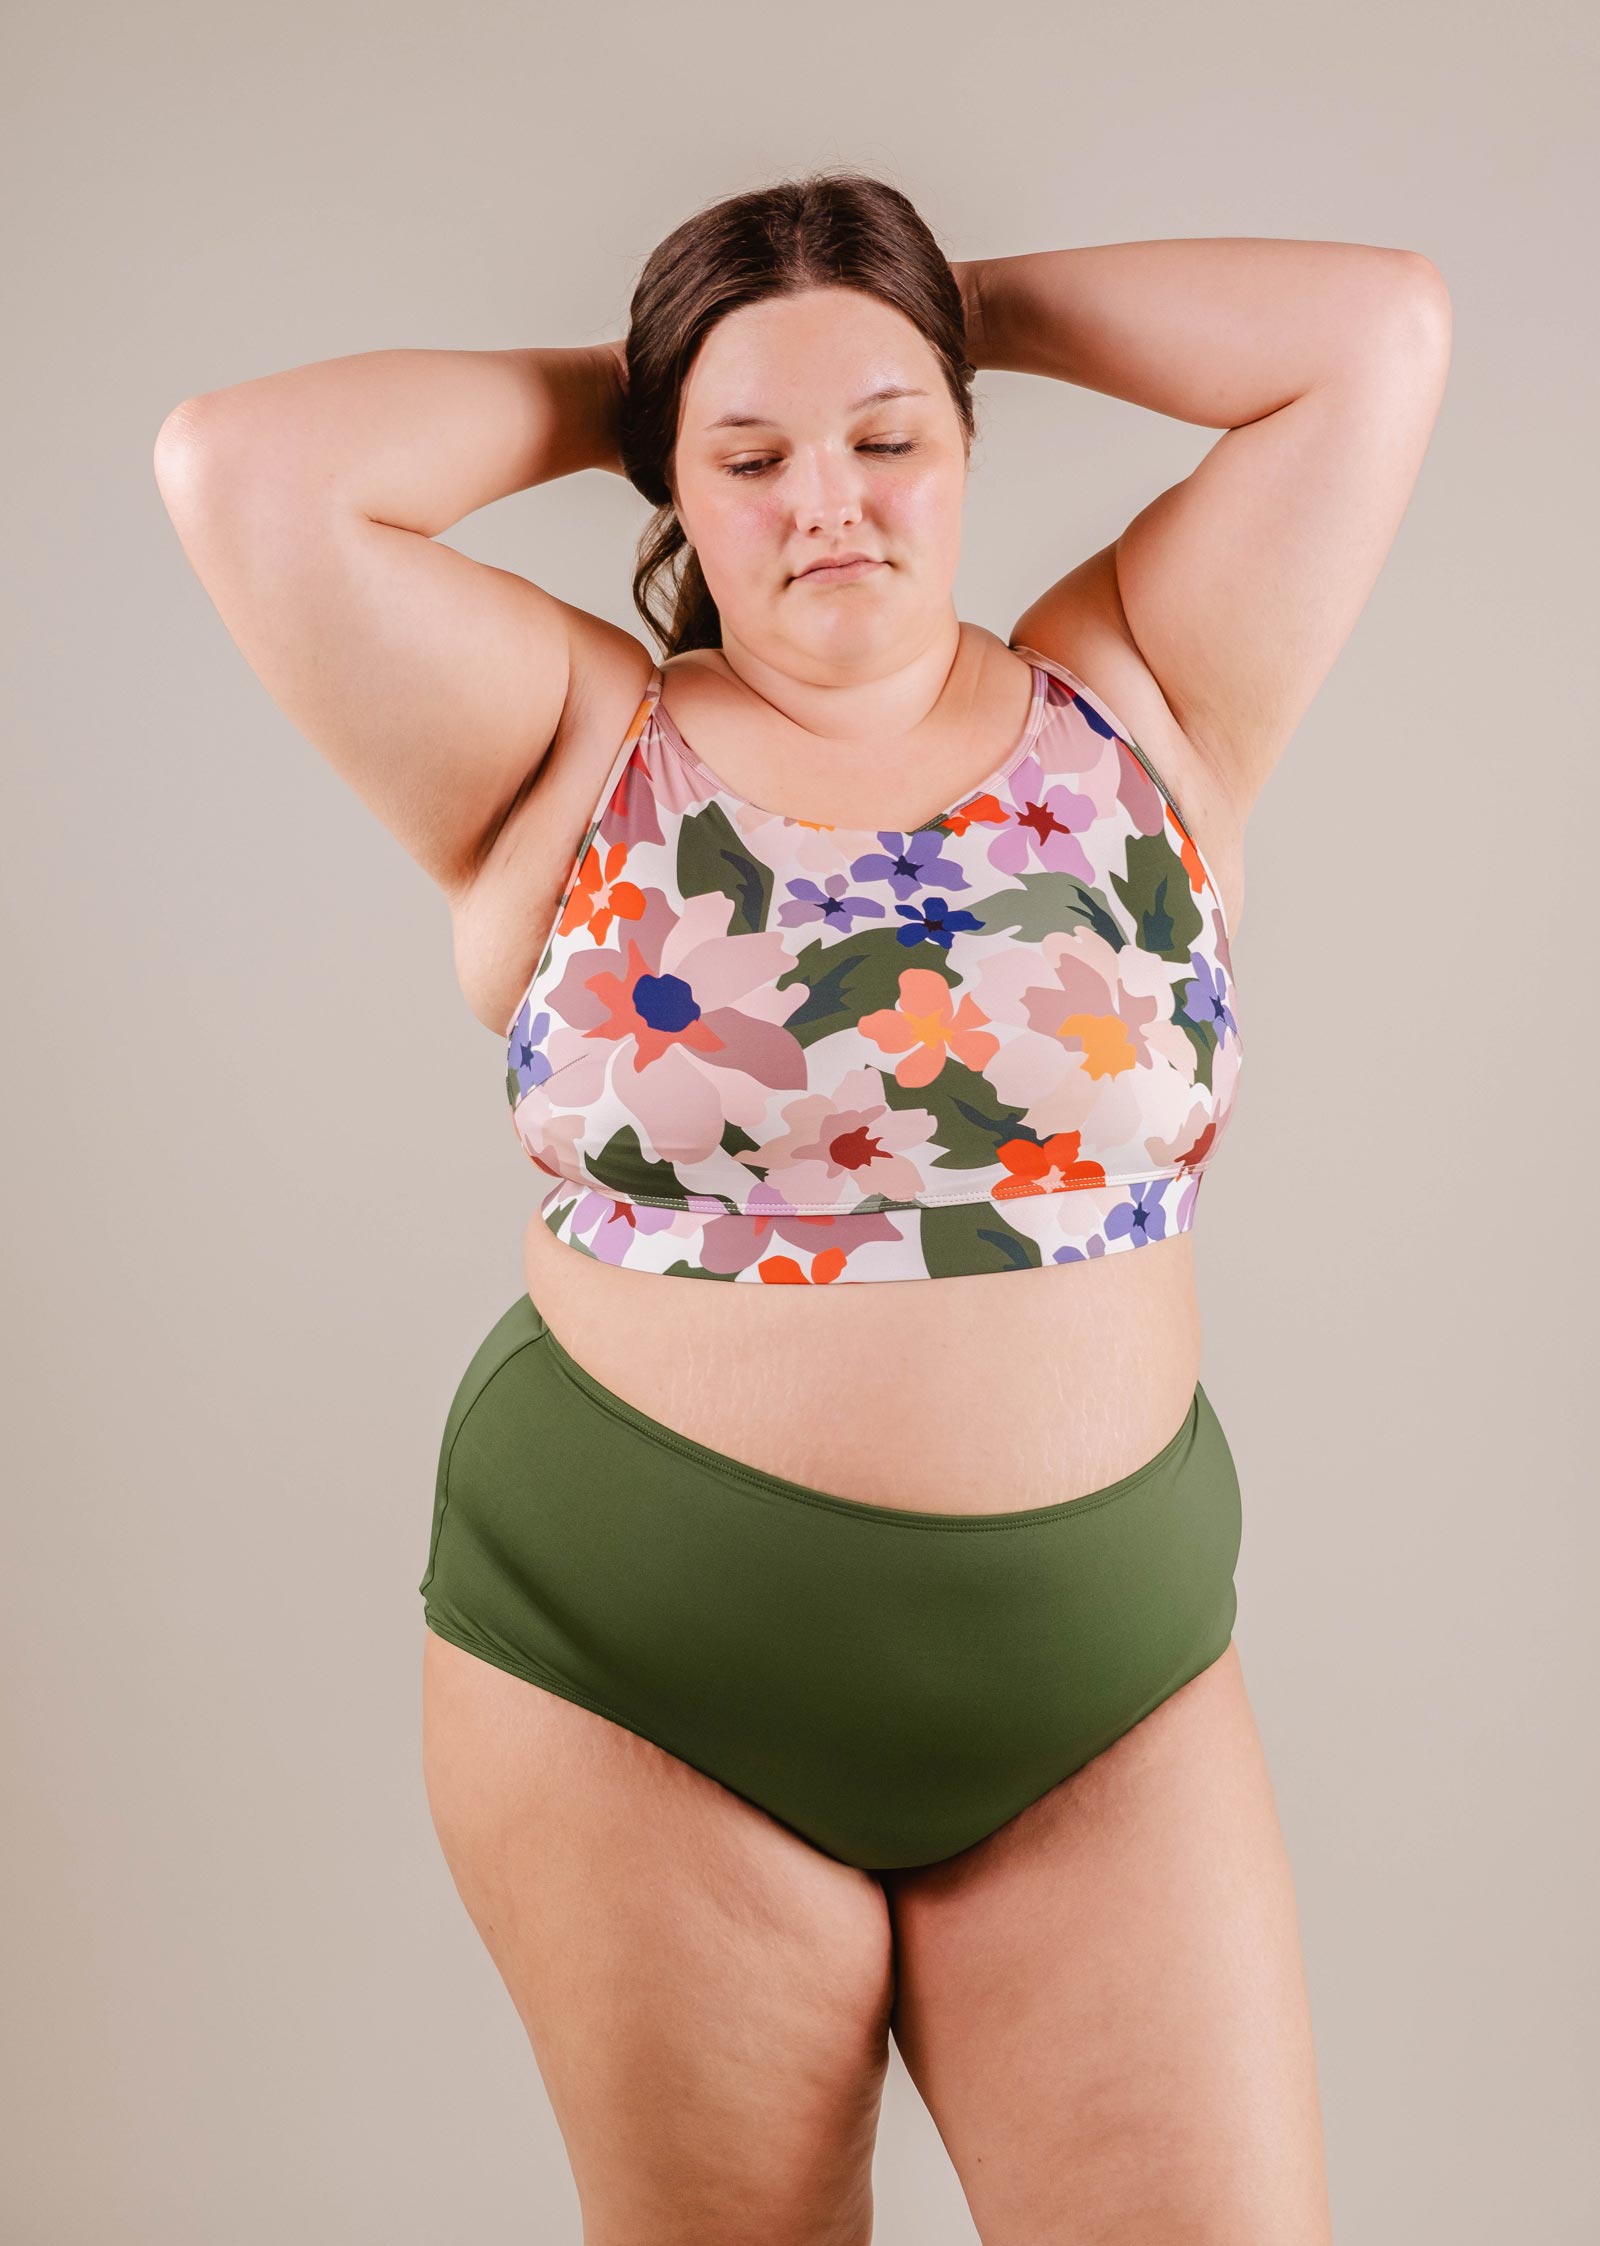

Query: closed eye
724;441;917;479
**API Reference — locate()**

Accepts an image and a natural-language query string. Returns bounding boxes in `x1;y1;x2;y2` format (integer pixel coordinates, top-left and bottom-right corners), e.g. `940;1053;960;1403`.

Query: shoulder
449;614;657;1034
1008;545;1246;934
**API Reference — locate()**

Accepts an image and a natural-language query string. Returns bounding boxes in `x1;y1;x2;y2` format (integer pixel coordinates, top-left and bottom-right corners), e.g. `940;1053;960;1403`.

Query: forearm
960;238;1440;428
159;341;627;534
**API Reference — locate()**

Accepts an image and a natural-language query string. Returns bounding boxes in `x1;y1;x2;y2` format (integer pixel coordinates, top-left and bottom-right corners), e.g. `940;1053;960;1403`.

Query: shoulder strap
582;662;662;817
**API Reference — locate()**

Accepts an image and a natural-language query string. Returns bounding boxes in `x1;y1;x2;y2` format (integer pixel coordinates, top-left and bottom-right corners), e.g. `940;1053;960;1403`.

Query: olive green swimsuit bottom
419;1292;1242;1873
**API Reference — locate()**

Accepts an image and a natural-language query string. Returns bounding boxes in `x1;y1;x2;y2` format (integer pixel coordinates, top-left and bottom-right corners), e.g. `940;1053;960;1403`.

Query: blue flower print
895;894;985;950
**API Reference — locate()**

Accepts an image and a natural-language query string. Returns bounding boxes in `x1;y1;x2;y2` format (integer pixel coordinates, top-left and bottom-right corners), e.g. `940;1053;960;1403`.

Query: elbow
1364;252;1453;381
1392;251;1453;343
153;396;207;502
153;393;243;514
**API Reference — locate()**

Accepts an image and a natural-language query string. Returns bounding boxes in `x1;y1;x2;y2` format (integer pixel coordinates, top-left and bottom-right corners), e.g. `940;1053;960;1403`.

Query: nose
788;447;865;537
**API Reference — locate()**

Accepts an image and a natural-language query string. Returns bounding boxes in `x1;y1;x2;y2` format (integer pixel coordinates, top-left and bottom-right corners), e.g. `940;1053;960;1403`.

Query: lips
796;555;883;580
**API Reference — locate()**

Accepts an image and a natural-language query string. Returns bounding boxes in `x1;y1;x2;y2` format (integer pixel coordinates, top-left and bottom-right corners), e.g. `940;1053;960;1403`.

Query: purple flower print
1184;952;1236;1039
1104;1179;1169;1248
568;1188;681;1266
776;874;888;933
850;828;970;901
508;1002;554;1101
1054;1234;1108;1263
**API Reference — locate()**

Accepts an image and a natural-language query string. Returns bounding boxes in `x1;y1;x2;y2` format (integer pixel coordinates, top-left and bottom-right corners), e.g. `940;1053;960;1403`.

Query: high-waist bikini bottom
419;1292;1242;1873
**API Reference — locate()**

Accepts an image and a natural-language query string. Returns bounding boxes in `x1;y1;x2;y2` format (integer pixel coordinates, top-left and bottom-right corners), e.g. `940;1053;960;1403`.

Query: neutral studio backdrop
5;1;1594;2238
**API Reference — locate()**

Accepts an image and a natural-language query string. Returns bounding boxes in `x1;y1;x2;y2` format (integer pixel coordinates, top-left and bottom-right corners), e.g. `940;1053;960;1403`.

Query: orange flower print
1167;806;1210;897
558;839;646;944
858;967;999;1089
756;1246;850;1285
991;1132;1109;1199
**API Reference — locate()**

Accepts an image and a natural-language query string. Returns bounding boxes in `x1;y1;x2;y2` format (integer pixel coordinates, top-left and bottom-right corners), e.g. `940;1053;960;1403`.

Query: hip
522;1209;1204;1512
417;1288;1243;1869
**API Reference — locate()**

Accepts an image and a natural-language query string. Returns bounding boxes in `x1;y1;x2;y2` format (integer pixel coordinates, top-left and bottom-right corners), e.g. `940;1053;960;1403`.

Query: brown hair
618;169;978;658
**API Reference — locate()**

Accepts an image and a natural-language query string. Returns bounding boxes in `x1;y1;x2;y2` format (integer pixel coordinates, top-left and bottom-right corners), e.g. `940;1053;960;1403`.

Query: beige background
5;0;1595;2237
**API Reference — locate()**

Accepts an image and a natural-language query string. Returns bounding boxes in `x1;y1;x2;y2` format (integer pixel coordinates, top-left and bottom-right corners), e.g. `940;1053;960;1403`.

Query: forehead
684;288;937;429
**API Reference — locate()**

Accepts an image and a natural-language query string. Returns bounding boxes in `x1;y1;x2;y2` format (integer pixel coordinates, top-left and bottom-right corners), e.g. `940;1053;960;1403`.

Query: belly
521;1213;1204;1513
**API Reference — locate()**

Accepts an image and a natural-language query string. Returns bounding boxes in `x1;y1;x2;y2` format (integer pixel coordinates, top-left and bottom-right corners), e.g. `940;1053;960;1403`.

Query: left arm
954;238;1453;817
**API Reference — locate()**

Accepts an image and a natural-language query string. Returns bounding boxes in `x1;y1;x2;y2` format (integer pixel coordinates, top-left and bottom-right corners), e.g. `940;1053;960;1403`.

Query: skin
512;290;1223;1516
161;259;1448;2240
667;285;973;736
423;1631;1326;2244
430;292;1328;2244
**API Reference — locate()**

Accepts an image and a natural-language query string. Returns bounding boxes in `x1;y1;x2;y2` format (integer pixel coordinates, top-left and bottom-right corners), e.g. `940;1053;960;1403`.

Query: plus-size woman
155;174;1450;2244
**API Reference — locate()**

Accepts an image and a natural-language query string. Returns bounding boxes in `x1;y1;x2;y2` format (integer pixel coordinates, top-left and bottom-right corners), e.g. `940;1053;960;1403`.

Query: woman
155;173;1450;2243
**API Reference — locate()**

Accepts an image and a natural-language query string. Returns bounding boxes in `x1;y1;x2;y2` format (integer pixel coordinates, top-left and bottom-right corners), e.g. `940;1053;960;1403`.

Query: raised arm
152;339;633;896
956;238;1452;821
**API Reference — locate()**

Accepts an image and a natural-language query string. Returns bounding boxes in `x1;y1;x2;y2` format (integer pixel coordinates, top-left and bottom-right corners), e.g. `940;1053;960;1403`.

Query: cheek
700;492;775;564
888;470;964;553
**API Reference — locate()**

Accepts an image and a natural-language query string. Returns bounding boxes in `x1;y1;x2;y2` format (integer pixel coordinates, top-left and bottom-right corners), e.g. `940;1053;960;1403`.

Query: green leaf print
977;870;1128;952
540;1196;596;1254
775;924;956;1050
720;1118;765;1167
587;1124;699;1204
676;800;775;935
1173;975;1217;1092
877;1056;1034;1172
1110;833;1203;963
921;1198;1044;1278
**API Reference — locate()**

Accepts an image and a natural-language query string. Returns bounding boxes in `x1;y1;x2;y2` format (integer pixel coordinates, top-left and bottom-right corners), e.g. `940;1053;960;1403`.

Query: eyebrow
703;384;930;432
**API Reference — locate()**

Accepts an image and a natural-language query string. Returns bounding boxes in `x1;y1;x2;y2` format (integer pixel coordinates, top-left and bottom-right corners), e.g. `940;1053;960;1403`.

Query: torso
458;576;1246;1515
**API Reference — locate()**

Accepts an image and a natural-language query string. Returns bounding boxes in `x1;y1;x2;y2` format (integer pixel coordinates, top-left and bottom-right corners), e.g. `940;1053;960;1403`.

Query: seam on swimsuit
422;1330;549;1591
535;1327;1197;1533
421;1611;642;1735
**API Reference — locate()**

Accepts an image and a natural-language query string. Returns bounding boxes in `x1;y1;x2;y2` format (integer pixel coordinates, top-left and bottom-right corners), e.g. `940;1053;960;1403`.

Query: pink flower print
694;1191;913;1277
1174;1168;1203;1228
1209;901;1235;981
972;926;1194;1125
1115;744;1167;836
746;1066;939;1206
858;967;1000;1090
549;889;810;1167
971;751;1098;884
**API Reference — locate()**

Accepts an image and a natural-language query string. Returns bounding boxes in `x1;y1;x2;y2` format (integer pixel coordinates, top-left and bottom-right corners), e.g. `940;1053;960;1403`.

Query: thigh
881;1642;1333;2246
421;1628;896;2246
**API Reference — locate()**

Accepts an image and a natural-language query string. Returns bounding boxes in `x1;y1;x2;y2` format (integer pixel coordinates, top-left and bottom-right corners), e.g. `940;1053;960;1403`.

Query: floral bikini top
504;644;1242;1284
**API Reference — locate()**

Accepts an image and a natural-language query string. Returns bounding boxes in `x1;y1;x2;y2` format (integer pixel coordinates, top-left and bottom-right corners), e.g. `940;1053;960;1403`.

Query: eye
723;440;918;480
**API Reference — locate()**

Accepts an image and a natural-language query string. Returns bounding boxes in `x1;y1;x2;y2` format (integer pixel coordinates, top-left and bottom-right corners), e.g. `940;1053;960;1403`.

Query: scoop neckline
648;652;1050;836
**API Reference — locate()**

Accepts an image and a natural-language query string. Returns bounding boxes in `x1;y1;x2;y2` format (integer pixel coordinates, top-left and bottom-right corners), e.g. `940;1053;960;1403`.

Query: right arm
152;340;634;897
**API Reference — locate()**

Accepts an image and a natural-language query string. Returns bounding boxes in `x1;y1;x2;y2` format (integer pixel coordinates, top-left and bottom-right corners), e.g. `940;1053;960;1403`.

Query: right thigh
420;1628;896;2246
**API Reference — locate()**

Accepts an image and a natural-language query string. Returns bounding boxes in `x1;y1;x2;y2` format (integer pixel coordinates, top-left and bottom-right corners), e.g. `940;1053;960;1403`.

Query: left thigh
881;1641;1333;2246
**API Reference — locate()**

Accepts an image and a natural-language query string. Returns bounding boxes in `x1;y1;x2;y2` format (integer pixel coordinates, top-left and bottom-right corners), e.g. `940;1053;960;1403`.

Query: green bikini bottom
419;1292;1242;1873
